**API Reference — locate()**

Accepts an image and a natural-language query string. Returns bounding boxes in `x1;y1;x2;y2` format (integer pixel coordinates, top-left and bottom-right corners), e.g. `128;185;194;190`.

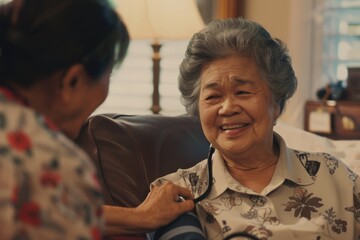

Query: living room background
0;0;356;130
95;0;315;130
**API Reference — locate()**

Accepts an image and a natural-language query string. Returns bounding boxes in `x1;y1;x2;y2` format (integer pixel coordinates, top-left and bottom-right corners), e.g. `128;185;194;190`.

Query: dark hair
178;18;297;117
0;0;129;87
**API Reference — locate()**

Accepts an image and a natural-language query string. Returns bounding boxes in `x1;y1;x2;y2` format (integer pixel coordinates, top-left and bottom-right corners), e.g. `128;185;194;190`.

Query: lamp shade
114;0;204;40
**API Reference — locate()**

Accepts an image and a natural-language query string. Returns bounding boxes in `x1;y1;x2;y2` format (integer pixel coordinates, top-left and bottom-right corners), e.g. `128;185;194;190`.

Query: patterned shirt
152;133;360;240
0;88;104;239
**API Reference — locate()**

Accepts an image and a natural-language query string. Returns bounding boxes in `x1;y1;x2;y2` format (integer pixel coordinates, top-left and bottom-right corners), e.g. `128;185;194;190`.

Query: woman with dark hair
0;0;194;238
152;17;360;239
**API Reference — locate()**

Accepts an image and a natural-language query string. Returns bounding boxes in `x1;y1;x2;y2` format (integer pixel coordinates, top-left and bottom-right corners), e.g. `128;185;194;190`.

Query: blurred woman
0;0;193;238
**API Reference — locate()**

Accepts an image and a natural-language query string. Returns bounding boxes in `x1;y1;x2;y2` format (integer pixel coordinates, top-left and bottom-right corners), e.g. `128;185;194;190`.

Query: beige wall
244;0;314;129
244;0;291;44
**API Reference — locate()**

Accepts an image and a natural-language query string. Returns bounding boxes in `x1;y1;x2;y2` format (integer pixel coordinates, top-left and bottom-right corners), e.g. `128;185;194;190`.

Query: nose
218;95;242;116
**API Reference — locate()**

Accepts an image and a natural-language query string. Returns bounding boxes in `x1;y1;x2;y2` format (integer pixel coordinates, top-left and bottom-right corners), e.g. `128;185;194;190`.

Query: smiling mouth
221;123;250;131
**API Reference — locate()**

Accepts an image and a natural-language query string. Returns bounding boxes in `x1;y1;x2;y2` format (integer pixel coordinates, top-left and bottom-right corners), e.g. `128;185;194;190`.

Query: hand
134;181;195;230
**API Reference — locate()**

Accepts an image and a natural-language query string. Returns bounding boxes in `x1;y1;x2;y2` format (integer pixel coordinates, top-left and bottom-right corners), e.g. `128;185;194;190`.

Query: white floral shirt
0;88;104;239
152;133;360;240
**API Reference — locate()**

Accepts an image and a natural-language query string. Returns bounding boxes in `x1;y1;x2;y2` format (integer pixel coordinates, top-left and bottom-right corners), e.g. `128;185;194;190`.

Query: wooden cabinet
304;100;360;140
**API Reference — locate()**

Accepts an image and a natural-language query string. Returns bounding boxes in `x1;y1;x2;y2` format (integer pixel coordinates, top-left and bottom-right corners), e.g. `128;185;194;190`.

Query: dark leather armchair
76;114;209;208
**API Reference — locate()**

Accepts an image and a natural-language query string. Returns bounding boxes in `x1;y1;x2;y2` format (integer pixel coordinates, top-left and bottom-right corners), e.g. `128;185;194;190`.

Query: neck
7;75;61;115
226;156;278;194
224;140;280;193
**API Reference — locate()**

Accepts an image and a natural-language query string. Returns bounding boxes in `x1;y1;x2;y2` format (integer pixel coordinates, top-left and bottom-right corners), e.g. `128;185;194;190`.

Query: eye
205;95;220;100
236;90;251;95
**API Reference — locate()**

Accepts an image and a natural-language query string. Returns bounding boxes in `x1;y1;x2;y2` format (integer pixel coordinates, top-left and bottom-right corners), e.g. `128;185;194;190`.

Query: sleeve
2;134;104;239
147;212;206;240
147;162;209;240
150;160;208;197
150;170;191;190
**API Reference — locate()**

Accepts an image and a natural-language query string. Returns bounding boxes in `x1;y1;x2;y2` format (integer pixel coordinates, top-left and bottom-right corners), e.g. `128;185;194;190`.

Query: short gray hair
178;18;297;117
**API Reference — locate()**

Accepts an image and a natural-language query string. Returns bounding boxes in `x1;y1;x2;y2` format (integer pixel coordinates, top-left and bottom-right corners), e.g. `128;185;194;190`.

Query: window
93;39;190;116
313;0;360;88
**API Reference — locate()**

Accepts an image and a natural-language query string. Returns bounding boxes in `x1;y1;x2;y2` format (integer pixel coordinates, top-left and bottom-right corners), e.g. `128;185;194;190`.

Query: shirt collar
0;86;59;132
205;133;315;199
269;133;315;190
0;86;28;105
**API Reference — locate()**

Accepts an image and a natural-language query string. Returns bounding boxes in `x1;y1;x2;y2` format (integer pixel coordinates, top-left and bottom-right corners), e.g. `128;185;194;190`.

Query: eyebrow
202;78;254;91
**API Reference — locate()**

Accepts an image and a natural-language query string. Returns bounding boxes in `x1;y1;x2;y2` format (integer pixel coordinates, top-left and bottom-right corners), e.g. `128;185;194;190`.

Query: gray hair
178;18;297;117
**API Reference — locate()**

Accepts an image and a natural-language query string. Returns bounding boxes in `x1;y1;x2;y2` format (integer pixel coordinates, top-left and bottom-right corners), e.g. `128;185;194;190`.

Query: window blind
93;39;189;116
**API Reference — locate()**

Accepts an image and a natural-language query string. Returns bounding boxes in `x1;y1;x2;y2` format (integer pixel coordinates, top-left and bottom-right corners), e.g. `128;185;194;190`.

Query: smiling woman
198;56;280;177
150;17;360;240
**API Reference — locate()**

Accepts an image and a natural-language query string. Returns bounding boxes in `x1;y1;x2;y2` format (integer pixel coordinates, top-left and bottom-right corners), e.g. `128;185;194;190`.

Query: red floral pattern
43;115;59;131
0;88;104;239
18;202;41;226
7;131;32;152
0;88;20;102
40;170;61;187
91;227;102;240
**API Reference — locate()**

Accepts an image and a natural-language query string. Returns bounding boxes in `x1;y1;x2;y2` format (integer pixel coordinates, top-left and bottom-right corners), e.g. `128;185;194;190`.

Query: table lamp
115;0;204;114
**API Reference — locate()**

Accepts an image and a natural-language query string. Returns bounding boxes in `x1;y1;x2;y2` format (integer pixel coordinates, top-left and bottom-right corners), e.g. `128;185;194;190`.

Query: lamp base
150;42;162;114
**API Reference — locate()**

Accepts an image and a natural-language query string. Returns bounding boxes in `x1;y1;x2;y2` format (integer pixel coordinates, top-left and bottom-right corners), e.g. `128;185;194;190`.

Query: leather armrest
76;114;209;207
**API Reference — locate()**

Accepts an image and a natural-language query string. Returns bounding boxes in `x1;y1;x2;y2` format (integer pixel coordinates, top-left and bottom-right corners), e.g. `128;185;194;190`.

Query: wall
244;0;291;44
244;0;314;129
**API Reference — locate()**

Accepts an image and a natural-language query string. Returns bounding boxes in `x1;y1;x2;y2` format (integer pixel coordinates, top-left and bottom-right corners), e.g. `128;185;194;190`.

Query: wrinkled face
198;56;280;160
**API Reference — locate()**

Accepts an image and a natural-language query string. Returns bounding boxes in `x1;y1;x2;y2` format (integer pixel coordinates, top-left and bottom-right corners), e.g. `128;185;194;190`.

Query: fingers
174;184;194;200
176;195;186;202
136;181;196;228
157;181;194;200
160;182;195;212
177;199;195;213
151;181;195;207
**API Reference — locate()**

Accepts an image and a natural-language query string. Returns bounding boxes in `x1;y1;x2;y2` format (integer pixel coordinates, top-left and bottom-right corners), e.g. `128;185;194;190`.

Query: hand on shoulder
134;181;195;229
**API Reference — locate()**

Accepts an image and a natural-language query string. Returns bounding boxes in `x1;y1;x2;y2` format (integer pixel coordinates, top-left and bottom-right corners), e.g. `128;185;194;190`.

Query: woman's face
198;56;279;160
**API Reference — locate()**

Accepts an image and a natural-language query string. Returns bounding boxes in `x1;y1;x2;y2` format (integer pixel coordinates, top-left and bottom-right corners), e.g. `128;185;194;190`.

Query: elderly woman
152;18;360;239
0;0;193;238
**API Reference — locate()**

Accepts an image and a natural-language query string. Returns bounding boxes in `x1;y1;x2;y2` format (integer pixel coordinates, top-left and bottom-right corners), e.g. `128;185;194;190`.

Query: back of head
178;17;297;117
0;0;129;87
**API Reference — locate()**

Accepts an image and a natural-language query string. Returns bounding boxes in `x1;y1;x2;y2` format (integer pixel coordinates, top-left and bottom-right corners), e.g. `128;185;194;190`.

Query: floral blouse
152;133;360;240
0;88;104;239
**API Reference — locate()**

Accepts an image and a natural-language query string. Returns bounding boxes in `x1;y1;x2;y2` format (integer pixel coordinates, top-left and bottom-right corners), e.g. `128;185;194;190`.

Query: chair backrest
76;114;209;207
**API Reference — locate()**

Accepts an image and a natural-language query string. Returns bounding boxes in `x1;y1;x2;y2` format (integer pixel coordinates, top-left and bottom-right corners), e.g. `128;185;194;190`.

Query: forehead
200;56;264;88
203;56;257;70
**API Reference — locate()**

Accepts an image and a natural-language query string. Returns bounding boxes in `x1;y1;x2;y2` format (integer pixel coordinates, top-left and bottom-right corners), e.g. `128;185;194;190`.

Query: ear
273;102;282;125
60;64;88;103
275;103;281;118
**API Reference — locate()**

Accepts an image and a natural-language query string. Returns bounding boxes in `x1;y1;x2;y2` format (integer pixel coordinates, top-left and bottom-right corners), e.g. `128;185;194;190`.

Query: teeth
222;124;248;130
